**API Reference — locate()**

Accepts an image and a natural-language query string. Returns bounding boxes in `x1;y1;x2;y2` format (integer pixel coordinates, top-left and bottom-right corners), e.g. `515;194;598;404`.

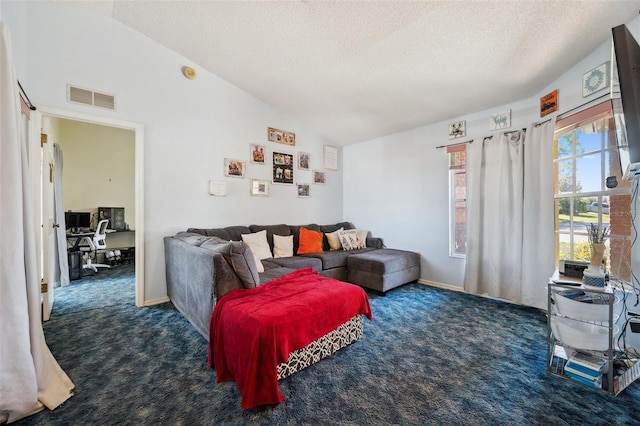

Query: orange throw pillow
297;227;324;255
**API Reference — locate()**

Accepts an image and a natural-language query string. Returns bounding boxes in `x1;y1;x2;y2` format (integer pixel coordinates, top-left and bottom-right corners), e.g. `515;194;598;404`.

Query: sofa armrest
164;236;217;340
367;236;385;249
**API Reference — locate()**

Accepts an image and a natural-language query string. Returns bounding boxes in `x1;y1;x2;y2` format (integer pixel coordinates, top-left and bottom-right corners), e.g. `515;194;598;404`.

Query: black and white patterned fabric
277;315;364;380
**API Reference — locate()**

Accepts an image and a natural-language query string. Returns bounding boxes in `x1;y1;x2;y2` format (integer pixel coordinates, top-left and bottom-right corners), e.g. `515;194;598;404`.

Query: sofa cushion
225;226;253;241
273;234;294;258
338;229;366;251
305;248;376;269
324;227;343;251
186;228;230;240
241;230;273;273
290;224;320;254
173;232;213;246
200;239;260;289
320;222;354;250
258;266;298;285
249;224;291;252
297;227;324;254
267;256;322;272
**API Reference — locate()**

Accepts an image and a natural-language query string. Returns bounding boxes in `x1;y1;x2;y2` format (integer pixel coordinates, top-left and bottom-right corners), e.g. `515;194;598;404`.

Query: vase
589;243;605;268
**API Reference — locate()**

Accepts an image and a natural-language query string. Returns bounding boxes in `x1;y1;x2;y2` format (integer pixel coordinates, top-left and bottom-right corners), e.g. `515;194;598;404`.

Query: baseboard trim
417;278;463;293
144;296;170;306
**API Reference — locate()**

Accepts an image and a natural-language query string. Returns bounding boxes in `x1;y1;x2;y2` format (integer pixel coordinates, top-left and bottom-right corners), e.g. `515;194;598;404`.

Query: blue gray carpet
14;264;640;425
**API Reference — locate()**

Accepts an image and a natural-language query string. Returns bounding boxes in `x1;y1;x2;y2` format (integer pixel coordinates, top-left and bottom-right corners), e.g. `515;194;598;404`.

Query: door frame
34;106;145;307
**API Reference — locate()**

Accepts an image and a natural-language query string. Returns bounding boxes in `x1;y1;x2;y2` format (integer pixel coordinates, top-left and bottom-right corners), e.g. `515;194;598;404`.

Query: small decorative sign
448;120;466;139
582;62;609;97
268;127;295;146
489;110;511;130
323;145;338;171
540;89;559;117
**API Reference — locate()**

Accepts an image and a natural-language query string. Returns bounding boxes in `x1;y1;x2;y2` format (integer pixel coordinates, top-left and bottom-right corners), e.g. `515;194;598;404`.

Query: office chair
80;219;111;272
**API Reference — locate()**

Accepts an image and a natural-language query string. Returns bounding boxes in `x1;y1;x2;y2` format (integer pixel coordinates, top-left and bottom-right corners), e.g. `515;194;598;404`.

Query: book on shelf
564;370;602;389
565;352;607;377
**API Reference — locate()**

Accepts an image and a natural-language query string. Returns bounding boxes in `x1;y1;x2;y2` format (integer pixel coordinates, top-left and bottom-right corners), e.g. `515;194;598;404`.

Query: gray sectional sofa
164;222;420;339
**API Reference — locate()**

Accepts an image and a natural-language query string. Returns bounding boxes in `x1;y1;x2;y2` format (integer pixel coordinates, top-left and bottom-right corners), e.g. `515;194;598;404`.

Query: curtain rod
556;92;610;120
435;139;473;149
17;80;36;111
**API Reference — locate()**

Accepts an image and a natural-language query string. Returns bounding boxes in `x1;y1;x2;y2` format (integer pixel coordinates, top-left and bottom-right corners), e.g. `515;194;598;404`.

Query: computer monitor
65;211;91;231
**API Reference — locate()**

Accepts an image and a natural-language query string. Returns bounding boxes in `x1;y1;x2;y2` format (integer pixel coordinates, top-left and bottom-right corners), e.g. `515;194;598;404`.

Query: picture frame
297;183;310;198
582;62;609;97
540;89;558;117
298;152;310;170
323;145;338;171
448;120;466;139
272;151;294;184
250;144;266;164
224;158;246;178
250;179;269;196
489;110;511;130
267;127;295;146
313;170;325;185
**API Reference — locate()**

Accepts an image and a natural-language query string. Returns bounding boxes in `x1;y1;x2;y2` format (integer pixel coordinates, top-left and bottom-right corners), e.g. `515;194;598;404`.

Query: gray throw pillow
201;240;260;289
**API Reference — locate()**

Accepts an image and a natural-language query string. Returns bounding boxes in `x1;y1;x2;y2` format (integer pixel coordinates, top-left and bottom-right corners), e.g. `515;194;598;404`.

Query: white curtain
521;118;556;309
464;119;556;309
0;22;73;423
53;143;69;287
464;131;525;302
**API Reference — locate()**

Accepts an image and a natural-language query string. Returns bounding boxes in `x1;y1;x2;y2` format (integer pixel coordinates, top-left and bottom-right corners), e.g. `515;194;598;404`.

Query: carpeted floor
14;264;640;425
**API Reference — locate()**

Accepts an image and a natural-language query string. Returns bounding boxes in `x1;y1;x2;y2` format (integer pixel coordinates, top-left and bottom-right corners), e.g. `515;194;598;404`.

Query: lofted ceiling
57;0;640;145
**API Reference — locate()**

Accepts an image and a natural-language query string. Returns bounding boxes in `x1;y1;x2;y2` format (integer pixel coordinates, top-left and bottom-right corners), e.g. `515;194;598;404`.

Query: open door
27;108;56;321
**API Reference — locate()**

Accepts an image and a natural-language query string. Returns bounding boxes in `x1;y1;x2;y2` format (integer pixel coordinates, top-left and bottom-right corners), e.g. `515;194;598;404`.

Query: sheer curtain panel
0;22;73;423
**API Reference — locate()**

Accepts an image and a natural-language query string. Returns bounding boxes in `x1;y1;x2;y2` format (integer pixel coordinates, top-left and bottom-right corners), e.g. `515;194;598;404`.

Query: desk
66;231;94;251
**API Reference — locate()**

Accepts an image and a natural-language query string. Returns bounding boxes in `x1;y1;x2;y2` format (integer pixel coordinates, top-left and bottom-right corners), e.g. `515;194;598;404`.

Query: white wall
3;1;343;302
344;15;640;290
54;118;135;226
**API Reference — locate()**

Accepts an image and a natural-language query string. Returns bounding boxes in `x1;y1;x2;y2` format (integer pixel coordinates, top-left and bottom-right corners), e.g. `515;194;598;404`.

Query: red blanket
208;268;372;409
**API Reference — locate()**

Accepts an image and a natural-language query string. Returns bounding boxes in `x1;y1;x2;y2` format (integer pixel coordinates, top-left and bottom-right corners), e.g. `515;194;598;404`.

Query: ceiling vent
67;85;116;111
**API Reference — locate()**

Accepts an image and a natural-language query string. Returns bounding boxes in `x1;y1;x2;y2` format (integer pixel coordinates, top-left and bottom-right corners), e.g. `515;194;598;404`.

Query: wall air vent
67;84;116;111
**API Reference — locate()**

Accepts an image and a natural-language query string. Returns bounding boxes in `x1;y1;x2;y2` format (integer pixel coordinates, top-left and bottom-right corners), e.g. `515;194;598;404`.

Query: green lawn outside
558;212;609;223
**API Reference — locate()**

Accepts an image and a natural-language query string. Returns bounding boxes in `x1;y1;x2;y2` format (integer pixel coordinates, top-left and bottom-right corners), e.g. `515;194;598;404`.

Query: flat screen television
65;211;91;231
611;24;640;181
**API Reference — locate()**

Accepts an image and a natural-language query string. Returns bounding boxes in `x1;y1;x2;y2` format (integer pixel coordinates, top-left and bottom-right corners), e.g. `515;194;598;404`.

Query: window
554;102;632;282
448;144;466;257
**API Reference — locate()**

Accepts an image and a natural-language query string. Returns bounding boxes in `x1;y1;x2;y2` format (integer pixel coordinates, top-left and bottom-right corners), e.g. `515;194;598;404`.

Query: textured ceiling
58;0;640;145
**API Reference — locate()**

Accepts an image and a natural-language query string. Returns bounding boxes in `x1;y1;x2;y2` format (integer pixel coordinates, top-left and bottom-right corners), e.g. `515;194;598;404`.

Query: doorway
34;106;145;308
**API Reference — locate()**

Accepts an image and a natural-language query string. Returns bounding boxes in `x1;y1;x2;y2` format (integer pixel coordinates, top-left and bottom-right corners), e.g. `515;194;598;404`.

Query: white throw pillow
356;229;369;247
325;227;344;251
338;229;365;251
273;234;294;258
241;230;273;272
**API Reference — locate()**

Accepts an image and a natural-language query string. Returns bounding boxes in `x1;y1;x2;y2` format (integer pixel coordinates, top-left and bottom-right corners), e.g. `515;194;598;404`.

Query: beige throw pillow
273;234;294;258
241;230;273;272
325;227;344;251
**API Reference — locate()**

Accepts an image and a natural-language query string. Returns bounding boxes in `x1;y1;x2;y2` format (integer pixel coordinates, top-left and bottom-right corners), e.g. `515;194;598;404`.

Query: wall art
489;110;511;130
298;152;310;170
582;62;609;97
250;144;266;164
297;183;310;198
313;170;325;185
224;158;246;178
268;127;295;146
272;151;294;184
323;145;338;170
250;179;269;196
448;120;466;139
540;89;558;117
